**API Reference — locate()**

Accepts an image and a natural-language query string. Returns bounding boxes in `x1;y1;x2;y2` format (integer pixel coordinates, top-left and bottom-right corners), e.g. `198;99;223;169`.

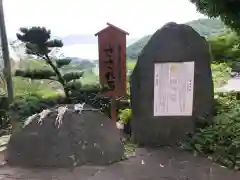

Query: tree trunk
45;54;70;98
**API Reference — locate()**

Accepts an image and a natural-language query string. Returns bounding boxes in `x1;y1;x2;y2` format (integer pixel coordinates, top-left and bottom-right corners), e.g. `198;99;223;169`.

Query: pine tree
15;26;83;98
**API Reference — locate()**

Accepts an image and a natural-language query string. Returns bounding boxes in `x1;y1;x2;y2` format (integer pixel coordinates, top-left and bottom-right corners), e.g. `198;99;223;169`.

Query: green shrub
71;84;111;117
10;94;64;123
118;108;132;124
185;92;240;170
211;63;231;88
214;92;239;114
9;84;111;124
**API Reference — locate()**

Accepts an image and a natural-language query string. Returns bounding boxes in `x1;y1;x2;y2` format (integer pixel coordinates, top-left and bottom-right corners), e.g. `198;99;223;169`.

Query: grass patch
127;60;136;70
124;141;137;158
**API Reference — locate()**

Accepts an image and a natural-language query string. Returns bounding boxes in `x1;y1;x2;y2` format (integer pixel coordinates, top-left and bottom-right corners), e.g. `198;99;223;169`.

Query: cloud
3;0;206;38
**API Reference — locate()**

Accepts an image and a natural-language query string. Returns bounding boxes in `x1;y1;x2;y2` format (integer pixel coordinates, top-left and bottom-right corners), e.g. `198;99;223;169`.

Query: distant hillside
127;18;228;60
65;57;95;62
188;18;227;37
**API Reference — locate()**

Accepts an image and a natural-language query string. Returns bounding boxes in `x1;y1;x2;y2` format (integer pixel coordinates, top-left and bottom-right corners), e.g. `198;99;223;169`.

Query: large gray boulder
6;104;124;167
130;22;214;146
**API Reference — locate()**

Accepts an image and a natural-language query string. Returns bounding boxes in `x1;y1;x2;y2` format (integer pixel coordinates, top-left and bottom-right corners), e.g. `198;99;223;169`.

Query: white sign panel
153;62;194;116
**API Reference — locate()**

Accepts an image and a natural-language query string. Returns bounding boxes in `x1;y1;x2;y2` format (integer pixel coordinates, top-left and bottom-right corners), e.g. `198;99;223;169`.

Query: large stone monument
130;22;214;146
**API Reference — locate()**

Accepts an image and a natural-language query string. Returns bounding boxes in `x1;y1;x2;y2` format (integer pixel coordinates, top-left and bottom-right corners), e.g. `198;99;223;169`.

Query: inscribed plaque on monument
153;62;194;116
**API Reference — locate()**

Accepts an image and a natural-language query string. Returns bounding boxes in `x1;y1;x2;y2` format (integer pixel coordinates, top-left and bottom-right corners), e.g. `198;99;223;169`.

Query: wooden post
111;97;117;121
0;0;13;104
95;23;129;121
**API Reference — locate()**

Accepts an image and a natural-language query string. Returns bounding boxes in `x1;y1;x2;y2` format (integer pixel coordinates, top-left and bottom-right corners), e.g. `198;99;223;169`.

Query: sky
3;0;206;39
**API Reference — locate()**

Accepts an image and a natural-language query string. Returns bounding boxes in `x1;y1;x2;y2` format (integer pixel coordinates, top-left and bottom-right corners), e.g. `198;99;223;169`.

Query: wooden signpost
95;23;129;121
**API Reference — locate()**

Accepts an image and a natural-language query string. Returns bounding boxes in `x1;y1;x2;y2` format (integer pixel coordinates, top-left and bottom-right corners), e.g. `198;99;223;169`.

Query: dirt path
0;147;239;180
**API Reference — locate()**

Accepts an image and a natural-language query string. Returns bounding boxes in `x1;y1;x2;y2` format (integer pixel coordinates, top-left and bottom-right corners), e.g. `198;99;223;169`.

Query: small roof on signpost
95;23;129;36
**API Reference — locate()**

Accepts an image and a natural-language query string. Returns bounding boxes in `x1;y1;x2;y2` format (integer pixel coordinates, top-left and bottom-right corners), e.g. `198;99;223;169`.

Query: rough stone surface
5;104;124;167
130;22;214;146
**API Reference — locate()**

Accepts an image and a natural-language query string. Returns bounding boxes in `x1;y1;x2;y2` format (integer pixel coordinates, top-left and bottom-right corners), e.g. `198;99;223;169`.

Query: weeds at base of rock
122;141;137;160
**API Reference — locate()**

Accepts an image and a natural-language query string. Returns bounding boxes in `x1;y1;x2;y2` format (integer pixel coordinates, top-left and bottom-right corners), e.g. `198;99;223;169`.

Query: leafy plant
9;93;65;123
211;63;231;88
118;108;132;124
213;92;238;114
185;93;240;170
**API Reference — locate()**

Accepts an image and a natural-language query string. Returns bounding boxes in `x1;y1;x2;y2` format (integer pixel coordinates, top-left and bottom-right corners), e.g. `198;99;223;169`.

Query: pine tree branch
45;54;70;97
56;59;72;68
15;69;57;80
62;72;84;82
